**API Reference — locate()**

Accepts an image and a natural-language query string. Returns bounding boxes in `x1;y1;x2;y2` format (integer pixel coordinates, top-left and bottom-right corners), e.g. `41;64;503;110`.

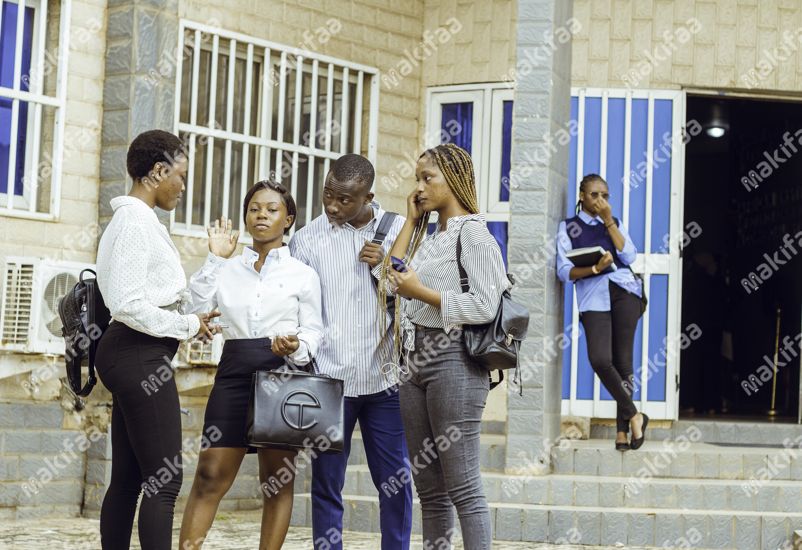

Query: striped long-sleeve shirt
401;214;510;351
288;203;405;397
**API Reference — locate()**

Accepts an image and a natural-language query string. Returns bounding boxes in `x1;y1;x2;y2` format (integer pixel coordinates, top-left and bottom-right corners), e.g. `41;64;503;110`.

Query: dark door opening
680;95;802;422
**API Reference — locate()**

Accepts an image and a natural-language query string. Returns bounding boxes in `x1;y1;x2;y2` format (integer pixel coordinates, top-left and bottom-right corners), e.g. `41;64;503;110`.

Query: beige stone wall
420;0;518;89
0;0;106;266
572;0;802;93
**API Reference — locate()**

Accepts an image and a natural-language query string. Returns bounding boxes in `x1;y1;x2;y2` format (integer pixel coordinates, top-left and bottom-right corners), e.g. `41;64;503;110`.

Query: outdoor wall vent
0;257;95;355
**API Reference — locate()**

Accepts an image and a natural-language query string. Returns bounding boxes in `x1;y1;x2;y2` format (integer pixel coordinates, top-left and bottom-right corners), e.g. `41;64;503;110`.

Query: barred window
0;0;71;220
172;20;380;237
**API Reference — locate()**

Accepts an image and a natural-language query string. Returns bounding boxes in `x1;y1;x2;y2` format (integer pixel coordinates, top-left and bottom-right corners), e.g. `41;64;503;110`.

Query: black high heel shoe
615;441;630;451
629;413;649;450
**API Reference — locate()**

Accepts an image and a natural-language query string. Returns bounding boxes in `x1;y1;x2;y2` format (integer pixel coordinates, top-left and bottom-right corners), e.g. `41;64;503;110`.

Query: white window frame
425;83;513;224
172;19;380;239
0;0;70;221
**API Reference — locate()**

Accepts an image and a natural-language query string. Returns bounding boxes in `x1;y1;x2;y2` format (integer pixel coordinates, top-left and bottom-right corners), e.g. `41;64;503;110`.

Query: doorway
680;94;802;421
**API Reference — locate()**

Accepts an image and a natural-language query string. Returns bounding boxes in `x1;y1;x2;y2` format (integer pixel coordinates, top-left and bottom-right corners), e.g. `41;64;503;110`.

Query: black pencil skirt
204;338;285;453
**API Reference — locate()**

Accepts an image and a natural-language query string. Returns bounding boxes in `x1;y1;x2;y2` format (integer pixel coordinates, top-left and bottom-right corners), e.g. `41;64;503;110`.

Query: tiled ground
0;513;655;549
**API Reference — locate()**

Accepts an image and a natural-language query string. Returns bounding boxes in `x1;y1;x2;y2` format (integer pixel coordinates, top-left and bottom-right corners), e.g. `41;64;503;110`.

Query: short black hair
127;130;186;180
327;153;374;192
242;179;297;235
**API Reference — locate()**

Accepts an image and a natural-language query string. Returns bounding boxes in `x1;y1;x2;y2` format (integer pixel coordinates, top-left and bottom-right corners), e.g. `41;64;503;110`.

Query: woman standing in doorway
179;180;323;550
556;173;649;451
381;143;509;549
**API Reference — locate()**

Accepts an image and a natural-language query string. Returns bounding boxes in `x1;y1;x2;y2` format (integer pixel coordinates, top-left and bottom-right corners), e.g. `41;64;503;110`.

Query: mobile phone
390;255;408;273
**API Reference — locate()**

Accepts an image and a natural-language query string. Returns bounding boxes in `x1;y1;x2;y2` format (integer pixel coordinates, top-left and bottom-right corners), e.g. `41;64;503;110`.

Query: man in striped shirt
289;154;412;550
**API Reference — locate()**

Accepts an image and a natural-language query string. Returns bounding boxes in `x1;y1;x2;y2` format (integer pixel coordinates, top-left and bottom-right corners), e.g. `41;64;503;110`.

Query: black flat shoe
630;413;649;450
615;441;630;451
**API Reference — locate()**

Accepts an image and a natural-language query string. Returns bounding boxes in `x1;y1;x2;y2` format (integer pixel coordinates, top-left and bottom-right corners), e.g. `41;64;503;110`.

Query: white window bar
306;59;319;222
0;0;70;221
274;51;287;181
353;71;363;154
239;42;254;229
259;46;271;180
27;0;47;213
202;34;220;230
339;67;349;154
221;37;236;221
172;20;380;237
290;55;303;201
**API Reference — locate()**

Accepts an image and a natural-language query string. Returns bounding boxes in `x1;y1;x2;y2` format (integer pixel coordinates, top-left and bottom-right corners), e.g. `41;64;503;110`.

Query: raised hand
208;216;240;258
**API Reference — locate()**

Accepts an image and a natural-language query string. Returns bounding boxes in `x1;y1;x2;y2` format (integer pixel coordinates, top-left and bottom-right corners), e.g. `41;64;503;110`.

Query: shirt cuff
371;262;383;280
184;313;201;340
439;290;456;331
286;340;310;366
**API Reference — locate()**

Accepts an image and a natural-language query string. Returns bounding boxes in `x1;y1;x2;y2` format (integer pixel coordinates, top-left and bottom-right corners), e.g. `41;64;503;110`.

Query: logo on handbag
281;390;321;430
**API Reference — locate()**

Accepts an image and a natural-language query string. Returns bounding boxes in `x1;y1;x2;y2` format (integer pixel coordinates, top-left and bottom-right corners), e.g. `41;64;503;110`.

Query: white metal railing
0;0;70;220
172;19;380;237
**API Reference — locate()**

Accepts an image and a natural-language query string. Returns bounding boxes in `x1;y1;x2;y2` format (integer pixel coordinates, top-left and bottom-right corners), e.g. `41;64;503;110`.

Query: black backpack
57;269;111;396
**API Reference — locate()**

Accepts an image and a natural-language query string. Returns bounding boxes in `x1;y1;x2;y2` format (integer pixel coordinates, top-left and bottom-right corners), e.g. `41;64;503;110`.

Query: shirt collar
441;213;485;232
240;245;290;268
110;196;159;223
328;201;384;231
578;210;603;225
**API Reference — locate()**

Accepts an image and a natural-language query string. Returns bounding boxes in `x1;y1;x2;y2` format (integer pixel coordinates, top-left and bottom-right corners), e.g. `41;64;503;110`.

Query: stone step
553;438;802;481
289;492;802;549
346;432;506;472
590;419;802;447
292;464;802;514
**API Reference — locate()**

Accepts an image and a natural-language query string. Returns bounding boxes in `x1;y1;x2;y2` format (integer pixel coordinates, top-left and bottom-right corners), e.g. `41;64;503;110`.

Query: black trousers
579;282;642;433
95;321;181;550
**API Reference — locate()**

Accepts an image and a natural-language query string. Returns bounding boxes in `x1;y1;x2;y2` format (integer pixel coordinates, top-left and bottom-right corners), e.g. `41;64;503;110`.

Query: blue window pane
500;100;513;202
0;2;35;197
487;221;508;268
441;102;473;153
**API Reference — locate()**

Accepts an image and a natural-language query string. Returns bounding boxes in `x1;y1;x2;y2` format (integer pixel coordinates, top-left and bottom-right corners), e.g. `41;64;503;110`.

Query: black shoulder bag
456;222;530;393
58;269;111;396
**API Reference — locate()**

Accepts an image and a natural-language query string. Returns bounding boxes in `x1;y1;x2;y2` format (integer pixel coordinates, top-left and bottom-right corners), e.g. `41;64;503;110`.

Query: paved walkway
0;513;649;549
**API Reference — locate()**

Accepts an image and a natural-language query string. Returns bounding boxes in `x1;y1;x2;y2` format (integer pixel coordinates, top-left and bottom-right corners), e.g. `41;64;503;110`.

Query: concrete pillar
505;0;573;473
99;0;180;228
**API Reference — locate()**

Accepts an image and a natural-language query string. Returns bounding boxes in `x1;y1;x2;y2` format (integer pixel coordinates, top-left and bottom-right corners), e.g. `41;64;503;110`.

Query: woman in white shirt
179;180;323;550
95;130;220;550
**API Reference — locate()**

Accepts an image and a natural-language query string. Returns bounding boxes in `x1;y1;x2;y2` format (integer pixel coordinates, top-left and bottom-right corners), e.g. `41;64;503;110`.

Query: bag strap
78;271;99;397
371;212;398;245
455;222;472;293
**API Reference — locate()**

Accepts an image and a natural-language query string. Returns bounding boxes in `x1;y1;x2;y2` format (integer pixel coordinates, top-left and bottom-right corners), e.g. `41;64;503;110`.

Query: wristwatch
591;264;599;275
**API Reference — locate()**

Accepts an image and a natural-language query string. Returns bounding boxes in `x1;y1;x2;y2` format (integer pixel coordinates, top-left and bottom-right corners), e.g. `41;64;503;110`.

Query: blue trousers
312;389;413;550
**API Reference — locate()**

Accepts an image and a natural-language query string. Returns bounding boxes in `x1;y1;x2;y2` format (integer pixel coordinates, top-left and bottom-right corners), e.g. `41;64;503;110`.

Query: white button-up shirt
187;246;323;366
289;204;405;396
96;196;201;340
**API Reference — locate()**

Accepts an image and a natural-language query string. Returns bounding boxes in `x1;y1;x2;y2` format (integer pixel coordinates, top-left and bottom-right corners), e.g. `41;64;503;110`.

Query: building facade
1;0;802;547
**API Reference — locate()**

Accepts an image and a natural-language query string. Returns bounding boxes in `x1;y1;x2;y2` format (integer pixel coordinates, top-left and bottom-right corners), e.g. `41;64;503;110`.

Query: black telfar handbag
58;269;111;397
456;222;530;393
246;359;344;452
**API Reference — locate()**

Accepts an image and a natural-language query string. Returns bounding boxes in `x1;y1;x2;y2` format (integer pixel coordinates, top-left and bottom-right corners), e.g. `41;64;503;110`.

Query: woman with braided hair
556;173;648;451
380;143;509;549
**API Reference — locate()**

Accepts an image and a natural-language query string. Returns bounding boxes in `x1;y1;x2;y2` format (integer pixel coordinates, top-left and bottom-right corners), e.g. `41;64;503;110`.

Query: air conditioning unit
178;334;223;366
0;257;95;355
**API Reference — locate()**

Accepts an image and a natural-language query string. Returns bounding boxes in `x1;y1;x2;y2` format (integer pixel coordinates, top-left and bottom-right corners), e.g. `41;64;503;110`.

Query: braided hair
576;173;607;214
376;143;480;367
